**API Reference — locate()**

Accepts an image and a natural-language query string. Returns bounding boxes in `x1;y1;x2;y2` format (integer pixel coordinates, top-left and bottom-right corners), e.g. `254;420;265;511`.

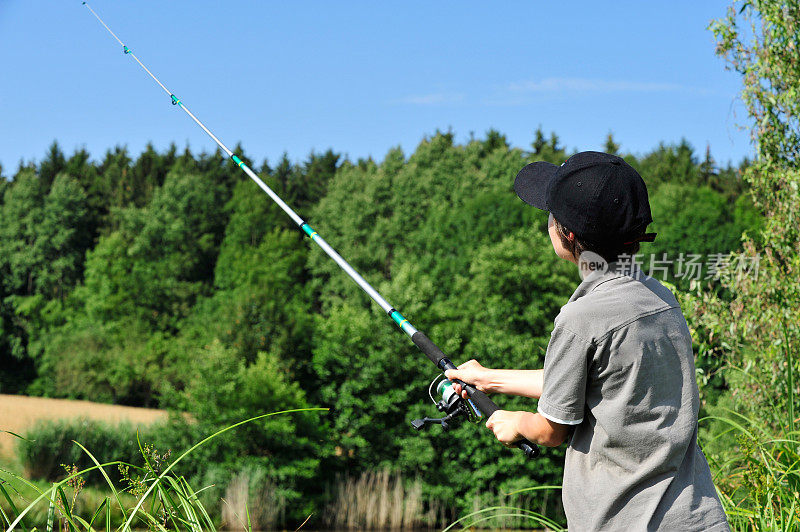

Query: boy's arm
444;360;573;447
486;410;571;447
445;360;543;399
483;368;544;398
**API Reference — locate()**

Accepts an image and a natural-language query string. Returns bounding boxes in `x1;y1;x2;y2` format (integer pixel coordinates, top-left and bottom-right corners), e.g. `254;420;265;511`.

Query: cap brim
514;162;558;210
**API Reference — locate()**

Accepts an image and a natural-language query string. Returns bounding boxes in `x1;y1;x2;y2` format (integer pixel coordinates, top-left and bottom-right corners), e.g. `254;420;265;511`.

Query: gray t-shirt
537;263;729;531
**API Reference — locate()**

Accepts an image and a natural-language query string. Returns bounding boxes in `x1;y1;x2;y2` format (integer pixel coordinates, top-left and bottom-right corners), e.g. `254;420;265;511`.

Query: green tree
32;168;229;402
5;175;91;386
308;132;574;520
0;170;91;299
698;143;717;183
170;177;315;386
127;142;175;207
634;139;699;189
702;0;800;423
483;128;509;153
0;170;90;392
194;144;247;206
63;148;105;239
646;183;758;288
98;146;133;215
531;127;568;163
532;126;547;155
171;341;328;523
0;169;46;296
280;149;341;212
38;174;92;298
0;282;33;393
713;2;800;161
81;169;226;331
0;169;45;391
603;132;621;155
38;141;66;190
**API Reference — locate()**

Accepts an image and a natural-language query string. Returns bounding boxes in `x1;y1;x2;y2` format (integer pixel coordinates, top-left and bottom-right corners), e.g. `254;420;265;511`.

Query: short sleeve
537;325;594;425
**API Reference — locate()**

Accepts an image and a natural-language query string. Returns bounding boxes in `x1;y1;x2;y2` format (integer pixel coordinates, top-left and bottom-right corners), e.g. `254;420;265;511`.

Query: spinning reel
411;374;482;431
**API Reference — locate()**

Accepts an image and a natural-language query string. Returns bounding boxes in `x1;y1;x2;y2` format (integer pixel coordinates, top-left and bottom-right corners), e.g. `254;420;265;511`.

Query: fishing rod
81;1;539;459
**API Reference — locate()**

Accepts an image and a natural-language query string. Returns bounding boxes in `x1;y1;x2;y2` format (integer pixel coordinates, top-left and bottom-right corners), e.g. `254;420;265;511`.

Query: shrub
19;418;165;485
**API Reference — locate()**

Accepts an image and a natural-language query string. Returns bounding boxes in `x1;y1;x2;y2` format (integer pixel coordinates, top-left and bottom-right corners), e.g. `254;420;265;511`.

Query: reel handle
411;331;541;459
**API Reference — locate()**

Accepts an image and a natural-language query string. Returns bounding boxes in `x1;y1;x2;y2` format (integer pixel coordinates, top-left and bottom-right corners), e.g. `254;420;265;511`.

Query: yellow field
0;394;167;461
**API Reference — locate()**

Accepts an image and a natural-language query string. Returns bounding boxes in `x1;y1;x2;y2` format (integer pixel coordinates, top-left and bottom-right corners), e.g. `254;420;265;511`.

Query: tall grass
221;469;285;531
323;468;564;531
0;408;326;531
437;485;564;531
703;408;800;530
325;469;425;529
698;319;800;530
5;409;563;530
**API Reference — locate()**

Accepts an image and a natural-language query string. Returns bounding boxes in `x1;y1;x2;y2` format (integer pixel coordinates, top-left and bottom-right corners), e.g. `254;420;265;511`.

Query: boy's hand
444;359;490;398
485;410;525;446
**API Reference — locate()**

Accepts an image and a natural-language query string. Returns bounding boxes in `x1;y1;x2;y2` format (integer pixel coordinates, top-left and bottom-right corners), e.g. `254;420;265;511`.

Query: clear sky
0;1;752;175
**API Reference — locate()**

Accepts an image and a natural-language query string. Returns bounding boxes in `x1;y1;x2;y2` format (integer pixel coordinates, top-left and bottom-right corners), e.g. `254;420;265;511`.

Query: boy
446;151;729;531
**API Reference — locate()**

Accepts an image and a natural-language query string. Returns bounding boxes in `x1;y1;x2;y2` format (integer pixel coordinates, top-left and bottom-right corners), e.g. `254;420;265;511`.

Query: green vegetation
689;1;800;528
19;419;162;483
1;409;326;531
0;130;754;528
2;0;798;527
3;411;566;530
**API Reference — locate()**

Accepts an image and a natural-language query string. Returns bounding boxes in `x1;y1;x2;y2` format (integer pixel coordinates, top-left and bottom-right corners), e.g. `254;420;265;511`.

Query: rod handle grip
411;331;541;459
454;380;541;459
411;330;447;366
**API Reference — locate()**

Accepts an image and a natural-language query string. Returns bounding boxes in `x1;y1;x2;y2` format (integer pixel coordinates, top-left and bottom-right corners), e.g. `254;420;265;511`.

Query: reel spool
411;376;482;431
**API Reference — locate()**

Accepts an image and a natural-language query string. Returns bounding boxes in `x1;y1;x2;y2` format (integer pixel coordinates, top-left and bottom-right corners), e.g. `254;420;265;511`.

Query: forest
2;0;799;529
0;130;756;526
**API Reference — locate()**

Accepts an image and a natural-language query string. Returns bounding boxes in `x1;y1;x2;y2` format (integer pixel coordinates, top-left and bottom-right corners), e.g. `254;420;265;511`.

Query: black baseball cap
514;151;656;246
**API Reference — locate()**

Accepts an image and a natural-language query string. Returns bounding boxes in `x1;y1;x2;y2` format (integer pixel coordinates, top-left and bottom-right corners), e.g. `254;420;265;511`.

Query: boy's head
514;151;656;263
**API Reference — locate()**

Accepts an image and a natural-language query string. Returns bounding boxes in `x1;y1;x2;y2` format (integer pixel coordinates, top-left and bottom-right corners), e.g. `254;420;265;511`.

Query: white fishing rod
81;1;539;460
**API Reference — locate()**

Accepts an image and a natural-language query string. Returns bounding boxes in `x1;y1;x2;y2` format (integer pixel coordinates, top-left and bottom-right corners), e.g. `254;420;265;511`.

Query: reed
325;469;563;530
325;468;426;529
221;470;285;531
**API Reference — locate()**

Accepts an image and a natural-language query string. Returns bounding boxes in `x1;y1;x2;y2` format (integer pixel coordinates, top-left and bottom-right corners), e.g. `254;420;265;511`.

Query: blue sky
0;1;751;175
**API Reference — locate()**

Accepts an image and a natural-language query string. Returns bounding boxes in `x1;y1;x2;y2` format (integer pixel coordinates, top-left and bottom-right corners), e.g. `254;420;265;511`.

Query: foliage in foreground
18;418;163;483
677;1;800;529
2;411;565;531
703;409;800;530
1;409;327;531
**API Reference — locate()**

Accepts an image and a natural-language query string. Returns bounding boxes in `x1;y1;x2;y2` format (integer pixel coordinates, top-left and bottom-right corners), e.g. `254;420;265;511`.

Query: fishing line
81;1;539;458
82;1;412;332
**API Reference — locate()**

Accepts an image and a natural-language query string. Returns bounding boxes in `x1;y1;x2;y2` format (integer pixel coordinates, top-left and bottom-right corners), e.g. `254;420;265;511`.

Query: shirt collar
568;260;643;303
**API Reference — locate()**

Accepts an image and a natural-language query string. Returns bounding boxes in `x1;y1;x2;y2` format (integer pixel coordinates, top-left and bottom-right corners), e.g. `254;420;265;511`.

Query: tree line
0;130;757;525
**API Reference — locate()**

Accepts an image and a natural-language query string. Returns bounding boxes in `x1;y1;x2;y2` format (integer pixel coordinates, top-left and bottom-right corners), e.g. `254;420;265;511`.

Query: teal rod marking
301;223;317;239
390;309;410;329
